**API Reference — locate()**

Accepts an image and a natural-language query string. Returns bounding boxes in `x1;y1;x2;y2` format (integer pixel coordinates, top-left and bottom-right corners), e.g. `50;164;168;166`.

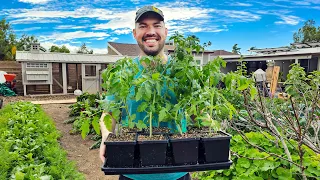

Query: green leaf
144;83;152;100
104;114;113;132
250;86;258;100
210;73;220;87
224;74;232;89
136;120;147;131
81;118;90;139
156;82;161;95
238;158;251;168
137;102;148;112
306;166;320;176
201;120;212;127
260;160;276;171
113;109;121;120
15;171;25;180
136;87;143;101
40;175;51;180
238;76;249;90
159;108;167;122
152;72;160;80
276;167;292;179
92;116;100;135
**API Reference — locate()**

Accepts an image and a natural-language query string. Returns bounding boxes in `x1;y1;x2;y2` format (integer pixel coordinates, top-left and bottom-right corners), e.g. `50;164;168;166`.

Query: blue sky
1;0;319;54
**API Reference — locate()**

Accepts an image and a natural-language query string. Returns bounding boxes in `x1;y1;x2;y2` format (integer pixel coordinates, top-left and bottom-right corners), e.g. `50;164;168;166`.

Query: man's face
133;14;168;56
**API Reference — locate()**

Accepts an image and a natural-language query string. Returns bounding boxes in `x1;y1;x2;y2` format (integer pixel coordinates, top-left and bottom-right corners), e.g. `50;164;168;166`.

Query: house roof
208;50;238;55
16;51;123;63
217;47;320;62
108;42;236;56
108;42;141;56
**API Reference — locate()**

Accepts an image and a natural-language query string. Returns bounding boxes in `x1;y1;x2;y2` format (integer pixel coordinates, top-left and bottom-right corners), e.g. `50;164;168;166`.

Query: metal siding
16;51;123;63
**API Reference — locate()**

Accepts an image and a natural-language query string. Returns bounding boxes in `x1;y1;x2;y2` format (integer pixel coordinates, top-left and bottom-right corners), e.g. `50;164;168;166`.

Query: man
99;5;191;180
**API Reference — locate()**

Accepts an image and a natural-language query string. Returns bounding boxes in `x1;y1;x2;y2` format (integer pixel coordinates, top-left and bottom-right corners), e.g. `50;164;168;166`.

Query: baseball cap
135;5;164;22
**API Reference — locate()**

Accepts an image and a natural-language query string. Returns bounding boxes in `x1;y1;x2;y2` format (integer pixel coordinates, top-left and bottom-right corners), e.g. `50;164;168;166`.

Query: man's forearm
99;112;111;138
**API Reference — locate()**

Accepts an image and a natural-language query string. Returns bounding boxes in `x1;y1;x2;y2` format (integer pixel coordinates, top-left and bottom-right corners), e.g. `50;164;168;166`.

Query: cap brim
135;11;164;22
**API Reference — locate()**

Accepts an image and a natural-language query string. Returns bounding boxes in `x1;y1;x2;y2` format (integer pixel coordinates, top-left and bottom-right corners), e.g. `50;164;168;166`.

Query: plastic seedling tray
101;161;232;175
101;131;232;175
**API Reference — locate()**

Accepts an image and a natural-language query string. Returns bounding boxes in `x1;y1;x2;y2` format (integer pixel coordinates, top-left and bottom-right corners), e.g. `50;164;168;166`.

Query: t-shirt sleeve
102;95;115;112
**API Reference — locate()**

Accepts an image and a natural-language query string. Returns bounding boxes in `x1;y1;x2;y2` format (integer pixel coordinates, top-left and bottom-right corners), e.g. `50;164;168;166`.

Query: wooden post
317;57;320;71
295;59;299;64
50;84;53;95
62;63;67;94
270;66;280;98
24;85;27;96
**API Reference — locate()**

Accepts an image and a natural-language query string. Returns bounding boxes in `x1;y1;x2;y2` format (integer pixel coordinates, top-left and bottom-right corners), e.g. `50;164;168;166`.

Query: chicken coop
16;43;123;96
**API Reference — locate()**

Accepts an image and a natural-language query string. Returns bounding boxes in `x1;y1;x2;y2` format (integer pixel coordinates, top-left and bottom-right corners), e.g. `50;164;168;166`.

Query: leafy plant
226;63;320;180
99;32;258;138
192;132;320;180
0;102;84;179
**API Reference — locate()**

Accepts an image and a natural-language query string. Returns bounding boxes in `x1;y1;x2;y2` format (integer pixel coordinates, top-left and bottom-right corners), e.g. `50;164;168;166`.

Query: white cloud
10;17;60;24
189;27;202;33
15;27;42;32
215;10;261;22
96;37;106;40
109;37;119;42
232;2;253;7
113;28;132;35
18;0;53;4
40;31;110;42
256;10;302;25
275;15;302;25
189;27;226;33
56;25;88;30
5;7;115;21
273;0;320;5
130;0;140;4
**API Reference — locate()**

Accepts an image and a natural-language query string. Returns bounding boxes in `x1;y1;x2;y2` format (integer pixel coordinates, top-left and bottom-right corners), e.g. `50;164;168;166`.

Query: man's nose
146;26;156;35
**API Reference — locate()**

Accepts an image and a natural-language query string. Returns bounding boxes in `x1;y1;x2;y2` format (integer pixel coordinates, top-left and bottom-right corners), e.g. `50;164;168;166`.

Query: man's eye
155;25;162;28
140;25;146;28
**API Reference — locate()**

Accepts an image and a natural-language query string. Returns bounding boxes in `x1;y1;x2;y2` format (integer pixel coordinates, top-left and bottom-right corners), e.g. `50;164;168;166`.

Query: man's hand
99;112;110;163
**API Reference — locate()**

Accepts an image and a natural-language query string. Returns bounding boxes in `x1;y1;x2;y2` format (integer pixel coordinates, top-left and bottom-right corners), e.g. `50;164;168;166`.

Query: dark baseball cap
135;5;164;22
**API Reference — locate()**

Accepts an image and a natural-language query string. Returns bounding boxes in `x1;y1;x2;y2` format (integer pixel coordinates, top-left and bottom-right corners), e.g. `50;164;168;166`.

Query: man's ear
165;27;168;36
133;28;137;39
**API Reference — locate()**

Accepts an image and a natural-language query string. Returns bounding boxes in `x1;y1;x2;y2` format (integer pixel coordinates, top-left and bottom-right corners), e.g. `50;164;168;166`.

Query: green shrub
192;132;320;180
0;102;84;180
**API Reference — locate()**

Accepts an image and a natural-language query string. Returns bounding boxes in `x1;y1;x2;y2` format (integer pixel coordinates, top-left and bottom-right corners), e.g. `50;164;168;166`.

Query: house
215;42;320;81
15;43;123;96
107;42;236;66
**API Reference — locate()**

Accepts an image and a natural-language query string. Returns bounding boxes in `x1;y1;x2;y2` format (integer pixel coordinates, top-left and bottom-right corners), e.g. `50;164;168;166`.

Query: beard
137;34;165;56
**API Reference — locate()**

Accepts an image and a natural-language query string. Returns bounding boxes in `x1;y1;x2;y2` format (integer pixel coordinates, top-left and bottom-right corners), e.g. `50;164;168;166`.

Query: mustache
142;34;160;41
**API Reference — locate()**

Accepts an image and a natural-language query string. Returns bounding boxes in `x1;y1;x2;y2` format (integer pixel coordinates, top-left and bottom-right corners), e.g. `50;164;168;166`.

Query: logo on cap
152;6;159;13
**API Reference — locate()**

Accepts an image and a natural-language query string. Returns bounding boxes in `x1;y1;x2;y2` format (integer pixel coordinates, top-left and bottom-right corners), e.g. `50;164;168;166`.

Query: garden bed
0;102;84;179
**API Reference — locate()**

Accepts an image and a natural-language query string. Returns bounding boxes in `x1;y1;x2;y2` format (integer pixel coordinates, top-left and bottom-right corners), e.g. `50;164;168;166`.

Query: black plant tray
101;160;232;175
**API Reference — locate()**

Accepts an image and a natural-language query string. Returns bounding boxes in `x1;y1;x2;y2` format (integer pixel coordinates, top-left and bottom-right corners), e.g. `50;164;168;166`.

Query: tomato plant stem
149;111;152;137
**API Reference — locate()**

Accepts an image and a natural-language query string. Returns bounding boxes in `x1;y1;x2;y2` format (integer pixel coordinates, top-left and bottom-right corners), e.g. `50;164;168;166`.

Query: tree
77;43;93;54
293;19;320;43
0;18;16;60
232;43;241;54
16;34;46;52
227;63;320;180
49;45;70;53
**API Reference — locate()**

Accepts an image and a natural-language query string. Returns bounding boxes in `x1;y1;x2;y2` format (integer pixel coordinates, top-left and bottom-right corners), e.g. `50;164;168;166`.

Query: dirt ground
2;94;77;104
41;103;119;180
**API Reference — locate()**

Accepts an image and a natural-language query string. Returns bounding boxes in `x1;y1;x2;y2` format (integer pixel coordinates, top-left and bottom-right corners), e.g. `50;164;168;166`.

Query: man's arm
99;112;116;163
